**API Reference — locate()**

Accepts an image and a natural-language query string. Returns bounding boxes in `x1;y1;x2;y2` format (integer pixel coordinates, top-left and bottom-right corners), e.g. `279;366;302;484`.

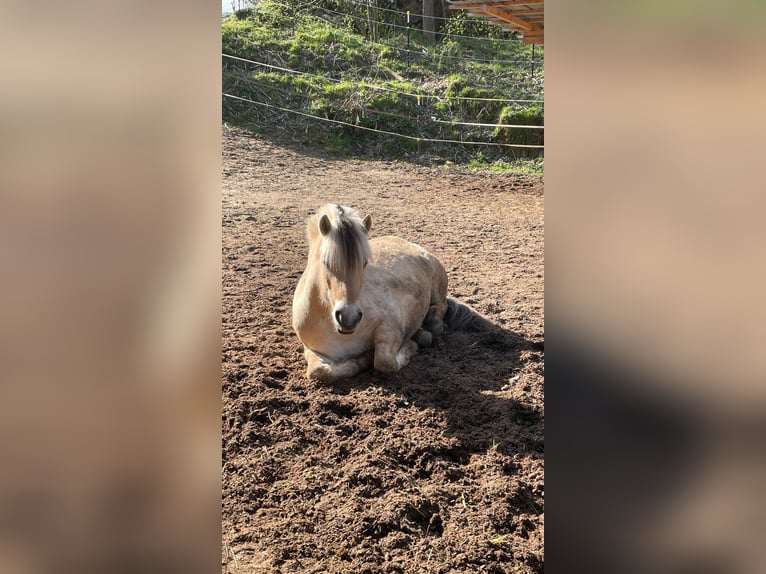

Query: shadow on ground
330;323;545;460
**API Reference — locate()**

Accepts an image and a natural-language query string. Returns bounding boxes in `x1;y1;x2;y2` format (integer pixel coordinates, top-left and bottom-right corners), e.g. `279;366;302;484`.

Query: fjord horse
292;203;452;382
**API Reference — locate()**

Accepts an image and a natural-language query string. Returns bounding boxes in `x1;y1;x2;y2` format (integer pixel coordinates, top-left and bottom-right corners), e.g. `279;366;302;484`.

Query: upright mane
308;204;371;274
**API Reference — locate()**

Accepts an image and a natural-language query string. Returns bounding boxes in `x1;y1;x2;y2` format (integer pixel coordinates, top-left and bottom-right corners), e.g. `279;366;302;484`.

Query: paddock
222;124;544;573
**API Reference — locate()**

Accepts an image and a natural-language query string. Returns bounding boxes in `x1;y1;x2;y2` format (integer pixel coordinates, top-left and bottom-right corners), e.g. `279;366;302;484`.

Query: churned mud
222;125;544;573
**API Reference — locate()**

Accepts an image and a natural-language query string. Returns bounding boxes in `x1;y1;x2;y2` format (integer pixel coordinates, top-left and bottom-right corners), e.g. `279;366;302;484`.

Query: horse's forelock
319;205;370;273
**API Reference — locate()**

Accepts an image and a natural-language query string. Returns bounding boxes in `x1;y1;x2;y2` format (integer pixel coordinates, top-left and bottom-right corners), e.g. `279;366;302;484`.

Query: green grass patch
469;153;544;175
222;2;543;167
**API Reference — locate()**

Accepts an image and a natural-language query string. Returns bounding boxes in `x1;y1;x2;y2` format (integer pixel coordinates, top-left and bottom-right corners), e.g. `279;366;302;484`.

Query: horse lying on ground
292;203;491;382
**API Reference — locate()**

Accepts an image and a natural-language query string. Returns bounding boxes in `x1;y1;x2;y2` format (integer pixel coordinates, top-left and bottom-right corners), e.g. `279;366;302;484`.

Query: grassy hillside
222;1;544;171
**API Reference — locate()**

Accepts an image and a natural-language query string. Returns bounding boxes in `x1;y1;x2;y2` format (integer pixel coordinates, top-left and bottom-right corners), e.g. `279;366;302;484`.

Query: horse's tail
444;297;495;332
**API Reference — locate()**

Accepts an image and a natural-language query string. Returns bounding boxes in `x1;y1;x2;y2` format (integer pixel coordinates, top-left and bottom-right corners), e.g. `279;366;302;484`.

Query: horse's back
370;235;424;255
364;236;448;334
370;235;438;263
369;236;443;281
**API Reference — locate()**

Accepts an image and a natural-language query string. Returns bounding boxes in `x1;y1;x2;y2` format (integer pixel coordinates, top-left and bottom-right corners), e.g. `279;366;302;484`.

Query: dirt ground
221;125;544;573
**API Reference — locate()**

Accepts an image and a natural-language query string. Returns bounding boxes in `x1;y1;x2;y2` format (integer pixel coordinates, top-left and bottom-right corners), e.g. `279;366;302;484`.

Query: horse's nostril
334;310;342;324
357;310;363;322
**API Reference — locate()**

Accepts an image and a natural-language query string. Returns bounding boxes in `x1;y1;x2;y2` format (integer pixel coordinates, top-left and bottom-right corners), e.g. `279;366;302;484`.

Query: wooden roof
447;0;544;44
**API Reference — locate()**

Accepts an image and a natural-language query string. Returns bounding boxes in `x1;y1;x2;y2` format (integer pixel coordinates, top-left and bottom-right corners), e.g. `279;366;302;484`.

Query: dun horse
292;203;488;382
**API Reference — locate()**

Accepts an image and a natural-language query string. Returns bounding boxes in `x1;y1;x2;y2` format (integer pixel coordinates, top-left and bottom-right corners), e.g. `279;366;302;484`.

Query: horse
292;203;489;382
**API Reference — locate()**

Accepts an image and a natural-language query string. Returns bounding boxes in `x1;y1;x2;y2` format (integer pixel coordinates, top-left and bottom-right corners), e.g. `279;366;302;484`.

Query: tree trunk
423;0;435;44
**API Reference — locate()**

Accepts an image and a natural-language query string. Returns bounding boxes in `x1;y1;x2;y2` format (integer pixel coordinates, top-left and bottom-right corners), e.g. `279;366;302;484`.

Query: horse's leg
304;348;373;383
423;263;448;337
373;329;418;372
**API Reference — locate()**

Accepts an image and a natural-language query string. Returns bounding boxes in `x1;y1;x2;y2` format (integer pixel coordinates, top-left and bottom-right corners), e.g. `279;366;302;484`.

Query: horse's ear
363;214;372;234
319;214;331;236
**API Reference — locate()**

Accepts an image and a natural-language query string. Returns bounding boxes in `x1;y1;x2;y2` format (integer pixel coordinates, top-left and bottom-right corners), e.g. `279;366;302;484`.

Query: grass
469;152;544;176
222;0;544;169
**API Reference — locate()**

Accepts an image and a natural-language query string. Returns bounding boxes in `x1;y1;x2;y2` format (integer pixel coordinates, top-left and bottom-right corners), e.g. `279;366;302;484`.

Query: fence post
406;11;411;69
416;93;422;153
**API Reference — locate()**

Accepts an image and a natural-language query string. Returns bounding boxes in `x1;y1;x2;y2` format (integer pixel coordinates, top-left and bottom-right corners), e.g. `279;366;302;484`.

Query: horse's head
313;204;372;335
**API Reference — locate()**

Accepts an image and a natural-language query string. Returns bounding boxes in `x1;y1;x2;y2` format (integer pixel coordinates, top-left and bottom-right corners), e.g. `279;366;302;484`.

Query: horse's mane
308;204;371;274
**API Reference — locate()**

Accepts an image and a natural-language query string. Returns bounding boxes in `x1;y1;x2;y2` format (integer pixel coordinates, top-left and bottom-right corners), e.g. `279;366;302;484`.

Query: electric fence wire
287;0;539;46
339;0;508;25
228;68;545;129
223;54;544;104
227;1;543;64
223;92;544;148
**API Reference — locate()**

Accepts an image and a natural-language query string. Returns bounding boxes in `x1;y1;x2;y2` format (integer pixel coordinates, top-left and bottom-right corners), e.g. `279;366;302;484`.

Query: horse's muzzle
334;306;363;334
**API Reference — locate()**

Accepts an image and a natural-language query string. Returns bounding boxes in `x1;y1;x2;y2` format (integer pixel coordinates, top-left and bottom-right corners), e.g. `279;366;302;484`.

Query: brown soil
222;125;544;574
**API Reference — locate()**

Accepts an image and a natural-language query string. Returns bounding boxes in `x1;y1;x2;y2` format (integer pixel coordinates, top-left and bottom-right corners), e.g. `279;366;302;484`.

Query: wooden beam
505;9;544;15
449;0;544;8
491;0;543;4
521;29;544;43
482;5;540;31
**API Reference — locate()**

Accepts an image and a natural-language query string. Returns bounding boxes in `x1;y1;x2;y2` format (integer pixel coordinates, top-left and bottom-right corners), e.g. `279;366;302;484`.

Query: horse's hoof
307;364;334;383
413;329;433;348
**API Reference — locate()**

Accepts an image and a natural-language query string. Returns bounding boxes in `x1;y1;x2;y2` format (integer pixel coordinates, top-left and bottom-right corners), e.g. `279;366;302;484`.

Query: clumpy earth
222;125;544;573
